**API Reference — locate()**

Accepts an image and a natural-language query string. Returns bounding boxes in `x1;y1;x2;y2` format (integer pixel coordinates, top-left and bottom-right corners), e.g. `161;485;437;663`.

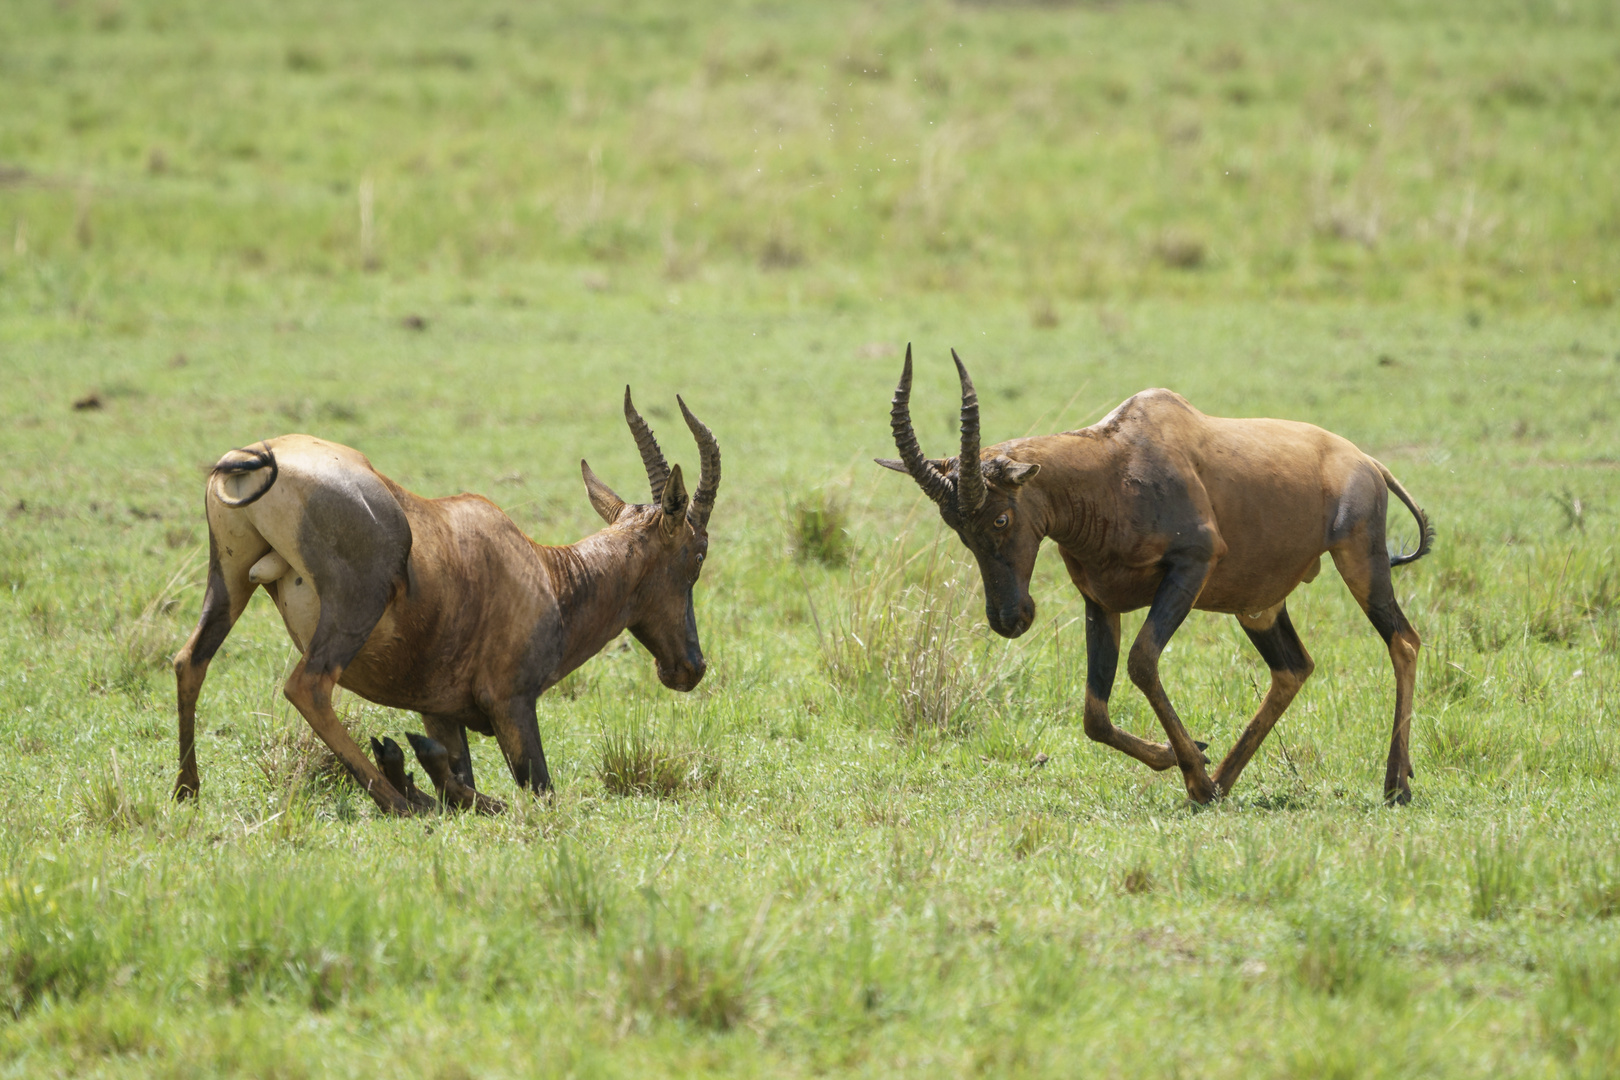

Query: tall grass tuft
1469;833;1530;920
1009;814;1066;860
1;863;132;1017
75;748;155;832
542;840;613;935
597;721;720;798
791;491;851;567
892;544;1005;736
1539;947;1620;1070
98;549;202;695
1290;905;1402;1002
1567;848;1620;920
617;900;773;1031
211;873;426;1011
806;533;1018;735
803;531;911;689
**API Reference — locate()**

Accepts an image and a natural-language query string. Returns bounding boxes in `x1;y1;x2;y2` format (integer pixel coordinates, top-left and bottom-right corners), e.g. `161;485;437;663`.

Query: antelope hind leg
1331;520;1422;806
283;661;421;815
172;533;258;801
1127;561;1219;803
1212;604;1314;797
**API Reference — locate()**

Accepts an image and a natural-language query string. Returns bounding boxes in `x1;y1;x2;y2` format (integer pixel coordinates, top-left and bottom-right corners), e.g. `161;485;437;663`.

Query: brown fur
881;350;1432;805
173;395;719;816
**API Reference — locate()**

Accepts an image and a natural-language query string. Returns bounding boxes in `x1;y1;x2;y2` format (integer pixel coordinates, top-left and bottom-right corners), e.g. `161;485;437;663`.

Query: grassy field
3;1;1620;1076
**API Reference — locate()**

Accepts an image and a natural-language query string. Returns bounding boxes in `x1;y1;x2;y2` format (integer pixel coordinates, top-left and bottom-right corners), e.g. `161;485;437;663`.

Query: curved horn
677;394;721;530
952;349;985;514
623;386;670;502
890;344;954;507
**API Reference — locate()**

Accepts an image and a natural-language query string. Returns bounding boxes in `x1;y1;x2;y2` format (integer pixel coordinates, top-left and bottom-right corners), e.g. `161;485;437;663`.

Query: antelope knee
282;669;326;710
1082;691;1115;741
1125;645;1160;691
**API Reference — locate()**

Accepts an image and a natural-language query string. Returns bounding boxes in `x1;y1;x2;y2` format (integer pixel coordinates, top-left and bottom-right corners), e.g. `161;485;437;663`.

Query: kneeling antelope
173;389;720;816
880;348;1433;805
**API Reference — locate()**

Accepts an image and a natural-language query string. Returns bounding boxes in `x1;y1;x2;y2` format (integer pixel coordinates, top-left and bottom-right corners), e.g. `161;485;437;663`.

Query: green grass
3;0;1619;321
3;0;1620;1076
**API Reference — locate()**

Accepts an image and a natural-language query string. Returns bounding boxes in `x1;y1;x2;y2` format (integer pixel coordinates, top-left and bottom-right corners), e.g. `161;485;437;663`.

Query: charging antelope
172;389;720;816
880;347;1433;805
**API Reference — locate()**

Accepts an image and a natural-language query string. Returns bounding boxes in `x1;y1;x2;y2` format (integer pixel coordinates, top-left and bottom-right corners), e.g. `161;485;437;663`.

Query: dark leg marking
1126;560;1219;802
1211;606;1314;797
1079;598;1180;771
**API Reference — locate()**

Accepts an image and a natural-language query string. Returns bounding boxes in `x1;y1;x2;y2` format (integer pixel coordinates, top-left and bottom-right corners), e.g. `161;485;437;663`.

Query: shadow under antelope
172;389;720;816
879;347;1433;806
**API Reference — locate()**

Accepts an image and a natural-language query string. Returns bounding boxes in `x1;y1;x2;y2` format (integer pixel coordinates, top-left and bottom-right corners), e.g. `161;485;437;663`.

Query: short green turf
3;1;1619;1077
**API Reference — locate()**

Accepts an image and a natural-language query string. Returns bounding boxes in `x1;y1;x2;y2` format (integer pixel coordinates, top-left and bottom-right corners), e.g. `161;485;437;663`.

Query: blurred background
2;0;1617;327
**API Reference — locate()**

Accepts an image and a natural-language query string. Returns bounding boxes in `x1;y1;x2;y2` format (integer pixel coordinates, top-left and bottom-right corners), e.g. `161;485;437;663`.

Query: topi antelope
879;347;1433;805
172;389;720;816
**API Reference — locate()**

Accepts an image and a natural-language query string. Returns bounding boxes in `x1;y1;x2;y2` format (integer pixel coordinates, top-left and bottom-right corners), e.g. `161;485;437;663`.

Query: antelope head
580;388;722;690
877;346;1043;639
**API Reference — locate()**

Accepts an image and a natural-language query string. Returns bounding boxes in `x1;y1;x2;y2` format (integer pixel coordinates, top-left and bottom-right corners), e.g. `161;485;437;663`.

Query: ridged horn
952;349;985;514
623;386;670;502
890;344;954;507
678;395;721;530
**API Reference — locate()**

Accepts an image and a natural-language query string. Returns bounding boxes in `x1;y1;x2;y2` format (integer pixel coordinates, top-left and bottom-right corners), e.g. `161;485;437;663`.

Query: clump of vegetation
892;547;1012;737
597;724;720;798
75;749;155;832
1009;814;1065;860
806;534;1017;736
96;553;199;696
542;840;613;935
1122;862;1156;895
1469;833;1530;920
617;904;772;1031
1290;906;1401;1001
792;492;851;567
253;702;349;802
210;874;426;1012
1539;948;1620;1069
0;866;127;1017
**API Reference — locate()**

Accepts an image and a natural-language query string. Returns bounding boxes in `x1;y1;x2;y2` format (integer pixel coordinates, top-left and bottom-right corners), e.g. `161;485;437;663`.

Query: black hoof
371;736;413;794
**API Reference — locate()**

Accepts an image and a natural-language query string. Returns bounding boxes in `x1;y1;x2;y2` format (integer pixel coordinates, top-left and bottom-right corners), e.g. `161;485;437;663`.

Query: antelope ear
659;463;688;521
874;458;908;473
581;460;626;523
985;456;1041;487
1005;461;1040;485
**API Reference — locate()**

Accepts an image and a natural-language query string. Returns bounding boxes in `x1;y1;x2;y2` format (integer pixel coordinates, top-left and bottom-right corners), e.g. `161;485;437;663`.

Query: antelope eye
993;513;1010;529
695;551;705;564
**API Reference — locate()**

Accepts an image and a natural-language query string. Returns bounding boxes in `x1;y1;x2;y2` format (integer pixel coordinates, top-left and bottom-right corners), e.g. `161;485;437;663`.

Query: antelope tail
1377;463;1434;568
211;443;278;508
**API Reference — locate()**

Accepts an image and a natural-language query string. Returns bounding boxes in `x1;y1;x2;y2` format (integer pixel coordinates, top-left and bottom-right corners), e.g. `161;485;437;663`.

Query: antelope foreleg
1081;599;1180;771
370;736;433;809
488;696;553;796
405;733;506;815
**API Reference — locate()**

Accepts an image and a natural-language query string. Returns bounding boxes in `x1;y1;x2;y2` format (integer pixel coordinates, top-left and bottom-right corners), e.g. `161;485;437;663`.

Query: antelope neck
1018;436;1114;560
538;525;650;670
